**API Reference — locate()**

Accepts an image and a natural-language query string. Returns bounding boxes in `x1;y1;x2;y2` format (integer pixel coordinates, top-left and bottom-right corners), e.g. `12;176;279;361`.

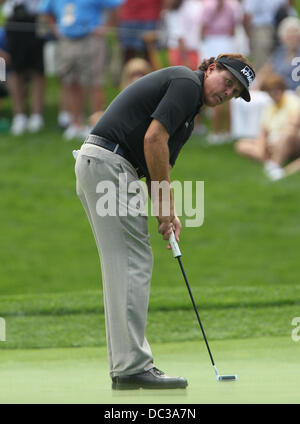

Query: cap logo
240;66;255;85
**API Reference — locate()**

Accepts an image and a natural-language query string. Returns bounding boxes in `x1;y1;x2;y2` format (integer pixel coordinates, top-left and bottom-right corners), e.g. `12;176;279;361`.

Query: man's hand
164;215;182;249
158;214;182;242
172;215;182;242
157;215;174;240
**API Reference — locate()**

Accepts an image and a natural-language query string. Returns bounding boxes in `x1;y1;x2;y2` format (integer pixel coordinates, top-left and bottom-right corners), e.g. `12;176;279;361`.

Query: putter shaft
176;255;215;367
169;232;237;382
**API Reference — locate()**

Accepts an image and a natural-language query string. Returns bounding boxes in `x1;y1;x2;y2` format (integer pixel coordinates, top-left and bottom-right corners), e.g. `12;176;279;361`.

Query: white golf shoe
27;114;44;133
11;114;27;135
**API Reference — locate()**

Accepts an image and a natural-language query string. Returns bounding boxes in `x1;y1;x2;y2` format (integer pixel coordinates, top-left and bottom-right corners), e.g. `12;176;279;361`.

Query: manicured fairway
0;336;299;404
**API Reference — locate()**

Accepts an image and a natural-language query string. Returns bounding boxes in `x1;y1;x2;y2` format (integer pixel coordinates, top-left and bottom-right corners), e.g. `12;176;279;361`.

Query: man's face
203;64;243;107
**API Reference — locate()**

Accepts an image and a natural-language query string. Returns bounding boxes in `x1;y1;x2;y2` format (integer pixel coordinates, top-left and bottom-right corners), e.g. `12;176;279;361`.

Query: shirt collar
194;69;205;110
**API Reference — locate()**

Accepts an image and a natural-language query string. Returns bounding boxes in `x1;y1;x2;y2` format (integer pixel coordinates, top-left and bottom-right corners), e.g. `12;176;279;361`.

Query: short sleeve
151;78;201;136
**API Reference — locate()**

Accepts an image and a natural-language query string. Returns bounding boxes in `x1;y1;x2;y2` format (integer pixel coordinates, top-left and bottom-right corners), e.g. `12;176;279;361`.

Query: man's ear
207;63;216;73
205;62;216;79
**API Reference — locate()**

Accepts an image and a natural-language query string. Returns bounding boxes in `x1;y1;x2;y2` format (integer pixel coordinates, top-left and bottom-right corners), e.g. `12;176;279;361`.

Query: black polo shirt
92;66;204;178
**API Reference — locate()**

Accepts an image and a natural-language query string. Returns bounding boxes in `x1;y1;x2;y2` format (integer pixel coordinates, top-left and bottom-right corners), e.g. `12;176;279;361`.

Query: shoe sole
112;382;188;390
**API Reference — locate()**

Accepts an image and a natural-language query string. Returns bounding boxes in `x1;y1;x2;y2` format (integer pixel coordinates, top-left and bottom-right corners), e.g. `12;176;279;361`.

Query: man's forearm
144;135;170;183
145;155;174;219
144;120;174;219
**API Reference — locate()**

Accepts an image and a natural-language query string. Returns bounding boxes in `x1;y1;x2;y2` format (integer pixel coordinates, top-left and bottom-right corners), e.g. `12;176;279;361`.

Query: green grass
1;286;300;349
0;336;299;404
0;76;300;351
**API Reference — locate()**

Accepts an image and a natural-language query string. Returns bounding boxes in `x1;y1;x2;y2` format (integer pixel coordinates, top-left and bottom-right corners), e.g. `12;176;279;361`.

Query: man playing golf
75;53;255;390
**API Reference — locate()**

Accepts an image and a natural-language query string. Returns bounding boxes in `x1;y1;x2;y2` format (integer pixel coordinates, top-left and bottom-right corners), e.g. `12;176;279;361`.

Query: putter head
216;374;238;382
213;366;237;382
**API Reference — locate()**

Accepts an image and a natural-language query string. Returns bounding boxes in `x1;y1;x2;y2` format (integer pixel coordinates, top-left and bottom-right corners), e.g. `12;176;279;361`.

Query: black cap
217;57;255;102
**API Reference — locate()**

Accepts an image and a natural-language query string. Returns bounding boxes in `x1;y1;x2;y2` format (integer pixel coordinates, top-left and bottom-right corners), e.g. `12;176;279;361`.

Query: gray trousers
250;26;274;71
75;143;154;377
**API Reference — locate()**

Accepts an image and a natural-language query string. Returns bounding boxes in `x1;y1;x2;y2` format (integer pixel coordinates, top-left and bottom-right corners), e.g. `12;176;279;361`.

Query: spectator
0;26;10;132
201;0;241;59
120;57;153;89
242;0;281;71
200;0;242;142
162;0;205;135
39;0;123;141
284;156;300;176
255;16;300;93
163;0;203;70
0;26;10;71
162;0;183;64
234;0;250;56
39;12;72;130
89;57;153;127
273;0;298;49
117;0;164;64
231;16;300;140
235;74;300;181
87;28;164;131
140;29;163;72
2;0;46;135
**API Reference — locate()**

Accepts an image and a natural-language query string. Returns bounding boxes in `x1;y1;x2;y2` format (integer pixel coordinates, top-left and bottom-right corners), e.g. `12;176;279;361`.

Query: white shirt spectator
176;0;203;51
164;0;203;51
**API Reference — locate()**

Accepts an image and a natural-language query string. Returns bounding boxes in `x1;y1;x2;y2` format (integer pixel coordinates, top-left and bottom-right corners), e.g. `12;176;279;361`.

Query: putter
169;232;238;382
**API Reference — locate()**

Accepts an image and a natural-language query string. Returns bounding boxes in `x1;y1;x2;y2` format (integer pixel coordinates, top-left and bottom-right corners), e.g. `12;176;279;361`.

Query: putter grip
169;232;182;258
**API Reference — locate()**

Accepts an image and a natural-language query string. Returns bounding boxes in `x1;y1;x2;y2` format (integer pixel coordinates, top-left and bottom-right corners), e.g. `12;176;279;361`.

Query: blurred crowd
0;0;300;180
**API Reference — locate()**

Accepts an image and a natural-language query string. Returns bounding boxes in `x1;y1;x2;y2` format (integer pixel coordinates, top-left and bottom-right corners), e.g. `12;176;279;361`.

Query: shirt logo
240;66;255;85
185;121;189;128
